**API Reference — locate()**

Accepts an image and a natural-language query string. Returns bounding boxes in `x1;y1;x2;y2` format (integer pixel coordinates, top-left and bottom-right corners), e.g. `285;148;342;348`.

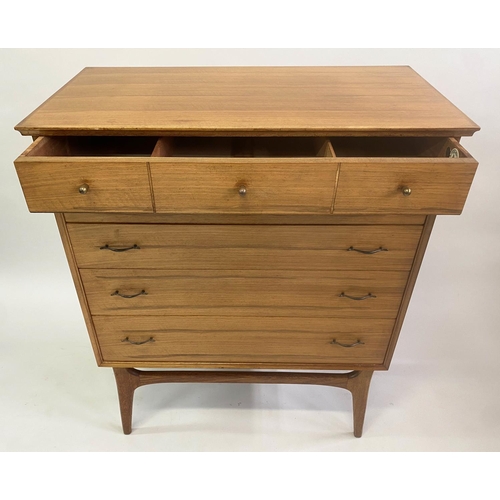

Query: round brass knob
238;186;247;196
78;183;89;195
402;186;412;197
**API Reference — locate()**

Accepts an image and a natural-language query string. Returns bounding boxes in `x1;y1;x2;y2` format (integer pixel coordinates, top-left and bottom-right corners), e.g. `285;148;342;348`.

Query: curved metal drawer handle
100;244;140;252
331;339;365;348
121;337;155;345
111;290;148;299
339;292;376;300
347;246;388;254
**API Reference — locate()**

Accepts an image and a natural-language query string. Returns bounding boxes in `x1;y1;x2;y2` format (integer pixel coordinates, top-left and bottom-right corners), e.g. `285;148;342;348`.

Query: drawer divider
146;162;156;213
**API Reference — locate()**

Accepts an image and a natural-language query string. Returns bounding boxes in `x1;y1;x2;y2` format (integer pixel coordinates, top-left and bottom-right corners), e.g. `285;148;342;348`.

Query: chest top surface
15;66;479;137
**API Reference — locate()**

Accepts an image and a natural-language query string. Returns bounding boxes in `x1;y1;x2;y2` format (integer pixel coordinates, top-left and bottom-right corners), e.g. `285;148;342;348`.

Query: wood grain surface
68;223;422;271
112;368;374;436
80;269;408;318
94;316;393;365
334;158;478;214
149;158;339;214
15;157;153;213
15;67;480;136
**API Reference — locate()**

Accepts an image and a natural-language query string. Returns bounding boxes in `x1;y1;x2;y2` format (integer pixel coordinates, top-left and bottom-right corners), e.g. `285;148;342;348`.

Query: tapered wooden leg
111;368;375;436
113;368;141;435
346;370;374;438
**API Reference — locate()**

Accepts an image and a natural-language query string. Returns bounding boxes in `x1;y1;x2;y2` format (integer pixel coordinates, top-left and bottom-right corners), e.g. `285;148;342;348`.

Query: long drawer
68;224;423;271
81;269;408;318
93;316;394;366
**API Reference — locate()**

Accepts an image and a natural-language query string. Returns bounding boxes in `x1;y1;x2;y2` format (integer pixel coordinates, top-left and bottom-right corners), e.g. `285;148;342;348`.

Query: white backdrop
1;49;499;451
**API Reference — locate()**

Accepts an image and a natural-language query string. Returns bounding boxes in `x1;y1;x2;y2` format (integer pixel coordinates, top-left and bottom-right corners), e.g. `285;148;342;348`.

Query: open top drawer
148;137;338;214
330;137;478;215
14;136;157;213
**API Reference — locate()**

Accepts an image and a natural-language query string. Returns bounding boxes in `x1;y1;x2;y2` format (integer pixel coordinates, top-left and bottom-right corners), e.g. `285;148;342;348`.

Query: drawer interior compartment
24;136;469;159
329;137;472;158
152;137;334;158
26;136;159;157
23;136;469;159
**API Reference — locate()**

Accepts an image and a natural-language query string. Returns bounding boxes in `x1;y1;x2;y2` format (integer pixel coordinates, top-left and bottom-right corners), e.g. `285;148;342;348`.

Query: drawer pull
339;292;376;300
100;244;140;252
78;183;89;195
347;246;388;254
121;337;155;345
238;185;247;196
111;290;148;299
401;186;412;196
331;339;365;348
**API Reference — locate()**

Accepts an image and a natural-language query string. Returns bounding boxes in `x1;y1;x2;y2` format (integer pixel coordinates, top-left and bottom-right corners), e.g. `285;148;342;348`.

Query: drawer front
14;159;153;213
93;316;393;365
68;224;422;271
81;269;408;318
334;160;477;215
149;159;338;214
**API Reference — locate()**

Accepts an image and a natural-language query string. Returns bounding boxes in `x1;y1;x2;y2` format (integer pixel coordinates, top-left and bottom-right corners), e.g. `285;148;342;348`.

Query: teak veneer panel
68;223;422;271
149;159;339;214
80;269;408;318
15;67;479;136
334;159;478;215
14;144;153;213
93;316;393;366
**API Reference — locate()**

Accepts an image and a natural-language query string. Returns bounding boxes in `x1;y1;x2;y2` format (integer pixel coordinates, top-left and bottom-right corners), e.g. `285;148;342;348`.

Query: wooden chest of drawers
13;67;479;437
